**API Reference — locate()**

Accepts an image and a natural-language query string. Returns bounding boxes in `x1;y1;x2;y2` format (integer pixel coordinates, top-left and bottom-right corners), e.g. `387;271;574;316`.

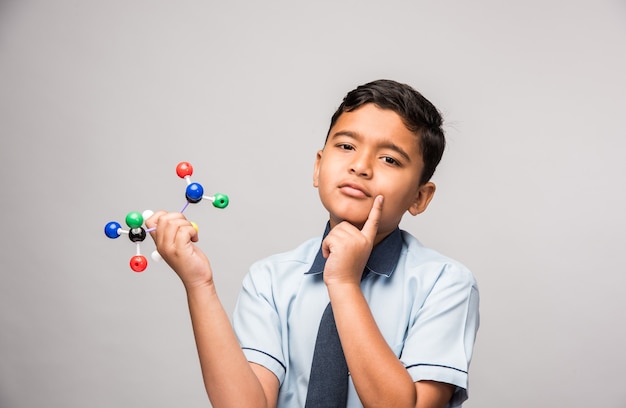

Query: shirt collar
305;222;402;278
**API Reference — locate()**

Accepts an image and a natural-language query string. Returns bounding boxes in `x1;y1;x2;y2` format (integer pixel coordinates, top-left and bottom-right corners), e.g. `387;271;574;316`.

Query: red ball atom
176;162;193;178
130;255;148;272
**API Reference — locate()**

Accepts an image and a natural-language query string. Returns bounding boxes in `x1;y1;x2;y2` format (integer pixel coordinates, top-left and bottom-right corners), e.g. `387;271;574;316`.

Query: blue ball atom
104;221;122;239
186;182;204;203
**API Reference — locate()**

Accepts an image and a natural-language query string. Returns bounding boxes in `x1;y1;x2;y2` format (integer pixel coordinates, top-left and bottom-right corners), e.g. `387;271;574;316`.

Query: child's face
314;103;435;241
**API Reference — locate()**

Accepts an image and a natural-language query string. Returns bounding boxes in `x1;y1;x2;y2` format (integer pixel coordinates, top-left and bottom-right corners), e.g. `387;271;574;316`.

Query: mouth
338;182;371;198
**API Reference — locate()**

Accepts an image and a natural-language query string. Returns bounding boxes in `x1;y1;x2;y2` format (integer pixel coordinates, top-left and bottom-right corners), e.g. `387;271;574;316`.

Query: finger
322;232;333;259
189;222;200;242
157;213;194;248
361;195;384;240
171;221;198;247
321;222;349;258
145;211;166;229
144;211;167;244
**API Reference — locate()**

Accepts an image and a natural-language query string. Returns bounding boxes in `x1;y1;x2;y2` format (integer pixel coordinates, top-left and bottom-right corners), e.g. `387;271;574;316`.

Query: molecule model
104;162;229;272
104;210;154;272
175;161;229;212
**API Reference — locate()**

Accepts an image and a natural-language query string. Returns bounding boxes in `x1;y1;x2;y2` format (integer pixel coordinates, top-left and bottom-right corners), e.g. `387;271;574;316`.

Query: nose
349;152;372;178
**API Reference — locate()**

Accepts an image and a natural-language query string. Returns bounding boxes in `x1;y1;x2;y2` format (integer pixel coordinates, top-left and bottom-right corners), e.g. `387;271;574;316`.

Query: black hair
327;79;445;185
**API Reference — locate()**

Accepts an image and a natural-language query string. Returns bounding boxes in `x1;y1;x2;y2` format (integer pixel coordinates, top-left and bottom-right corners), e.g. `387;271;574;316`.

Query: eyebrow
330;130;413;163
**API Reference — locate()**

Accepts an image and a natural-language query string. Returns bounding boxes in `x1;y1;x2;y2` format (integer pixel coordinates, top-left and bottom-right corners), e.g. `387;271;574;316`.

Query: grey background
1;1;625;407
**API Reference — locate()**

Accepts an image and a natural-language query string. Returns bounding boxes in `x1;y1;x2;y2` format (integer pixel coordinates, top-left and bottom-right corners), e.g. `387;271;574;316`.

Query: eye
336;143;354;151
382;156;400;166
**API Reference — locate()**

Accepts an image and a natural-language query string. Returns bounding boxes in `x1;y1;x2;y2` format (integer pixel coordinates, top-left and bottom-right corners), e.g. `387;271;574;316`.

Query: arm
328;282;453;407
322;197;453;407
146;211;279;408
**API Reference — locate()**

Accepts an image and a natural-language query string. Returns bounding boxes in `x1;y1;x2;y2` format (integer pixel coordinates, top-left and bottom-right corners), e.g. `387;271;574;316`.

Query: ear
313;150;323;187
407;182;436;216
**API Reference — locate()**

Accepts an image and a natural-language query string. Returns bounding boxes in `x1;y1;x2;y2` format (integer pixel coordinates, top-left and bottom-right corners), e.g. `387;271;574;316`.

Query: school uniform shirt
233;225;480;407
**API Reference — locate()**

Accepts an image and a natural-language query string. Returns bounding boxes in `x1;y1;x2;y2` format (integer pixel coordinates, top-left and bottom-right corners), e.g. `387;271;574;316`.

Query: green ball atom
125;211;144;228
212;193;229;209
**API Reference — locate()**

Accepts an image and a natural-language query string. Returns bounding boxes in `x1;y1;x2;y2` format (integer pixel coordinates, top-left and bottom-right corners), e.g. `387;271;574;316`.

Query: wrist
325;279;362;298
323;268;364;288
184;279;218;298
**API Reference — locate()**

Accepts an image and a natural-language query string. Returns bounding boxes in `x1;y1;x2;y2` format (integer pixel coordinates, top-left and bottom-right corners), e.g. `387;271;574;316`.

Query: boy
146;79;479;408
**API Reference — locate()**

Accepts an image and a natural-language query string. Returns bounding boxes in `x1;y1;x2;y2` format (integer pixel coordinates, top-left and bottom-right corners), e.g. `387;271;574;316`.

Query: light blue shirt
233;226;480;407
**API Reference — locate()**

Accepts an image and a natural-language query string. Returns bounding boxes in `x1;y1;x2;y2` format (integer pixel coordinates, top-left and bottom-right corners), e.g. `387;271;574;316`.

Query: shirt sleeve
232;262;287;384
400;262;480;407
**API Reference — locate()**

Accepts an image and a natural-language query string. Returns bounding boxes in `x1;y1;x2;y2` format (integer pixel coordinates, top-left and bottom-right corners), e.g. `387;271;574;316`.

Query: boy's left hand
322;195;384;286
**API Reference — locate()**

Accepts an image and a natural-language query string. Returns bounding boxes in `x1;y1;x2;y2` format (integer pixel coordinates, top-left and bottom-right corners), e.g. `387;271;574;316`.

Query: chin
323;200;370;227
330;212;367;228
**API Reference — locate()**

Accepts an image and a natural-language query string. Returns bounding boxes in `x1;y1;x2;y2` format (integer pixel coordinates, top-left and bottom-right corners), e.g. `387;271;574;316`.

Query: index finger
145;210;166;232
361;195;384;241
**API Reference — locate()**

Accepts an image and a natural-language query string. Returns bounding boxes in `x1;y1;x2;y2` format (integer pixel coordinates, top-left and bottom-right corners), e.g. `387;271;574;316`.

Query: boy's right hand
145;211;214;290
321;195;384;287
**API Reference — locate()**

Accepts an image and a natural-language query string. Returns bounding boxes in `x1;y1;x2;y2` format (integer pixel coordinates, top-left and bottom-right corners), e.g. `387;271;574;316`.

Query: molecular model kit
104;162;229;272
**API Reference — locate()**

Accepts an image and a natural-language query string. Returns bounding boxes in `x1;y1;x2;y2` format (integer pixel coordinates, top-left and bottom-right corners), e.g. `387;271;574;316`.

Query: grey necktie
304;301;349;407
